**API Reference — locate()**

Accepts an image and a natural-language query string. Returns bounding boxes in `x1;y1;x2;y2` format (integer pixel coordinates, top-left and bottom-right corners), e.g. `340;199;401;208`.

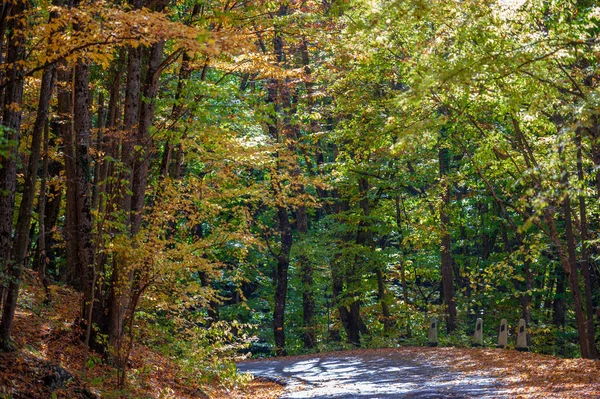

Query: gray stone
516;318;528;351
497;319;508;348
41;364;73;390
428;316;438;347
472;318;483;347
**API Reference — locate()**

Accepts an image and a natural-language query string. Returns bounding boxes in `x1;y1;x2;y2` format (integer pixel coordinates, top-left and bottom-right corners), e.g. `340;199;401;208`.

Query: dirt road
237;349;508;398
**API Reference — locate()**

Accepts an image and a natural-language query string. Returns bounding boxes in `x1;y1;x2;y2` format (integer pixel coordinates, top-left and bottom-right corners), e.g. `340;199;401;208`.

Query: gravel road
237;350;508;398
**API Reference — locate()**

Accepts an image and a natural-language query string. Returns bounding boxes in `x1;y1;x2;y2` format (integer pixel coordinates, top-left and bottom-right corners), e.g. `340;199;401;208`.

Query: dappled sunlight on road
238;350;506;398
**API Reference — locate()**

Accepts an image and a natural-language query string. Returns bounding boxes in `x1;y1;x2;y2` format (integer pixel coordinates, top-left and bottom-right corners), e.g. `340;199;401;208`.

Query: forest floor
238;347;600;398
0;269;282;399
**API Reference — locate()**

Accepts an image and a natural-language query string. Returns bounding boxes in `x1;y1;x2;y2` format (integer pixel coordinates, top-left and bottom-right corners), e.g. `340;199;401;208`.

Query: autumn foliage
0;0;600;397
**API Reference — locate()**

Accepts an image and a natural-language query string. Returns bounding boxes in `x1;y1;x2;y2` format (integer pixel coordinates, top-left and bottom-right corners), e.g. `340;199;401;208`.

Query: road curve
237;349;508;399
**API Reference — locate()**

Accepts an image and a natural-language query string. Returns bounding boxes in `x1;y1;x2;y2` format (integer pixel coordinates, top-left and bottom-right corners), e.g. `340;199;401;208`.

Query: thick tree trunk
59;64;80;287
112;41;165;359
0;0;27;350
348;301;362;344
105;32;166;371
439;143;457;333
342;276;363;346
0;3;13;65
120;45;142;224
131;41;164;234
106;43;142;354
73;60;95;320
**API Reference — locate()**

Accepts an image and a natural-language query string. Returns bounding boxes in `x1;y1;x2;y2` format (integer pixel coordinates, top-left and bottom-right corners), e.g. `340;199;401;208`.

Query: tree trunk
553;261;566;328
563;200;589;358
72;60;95;321
591;116;600;200
100;53;124;218
120;45;142;226
106;43;142;354
113;40;166;363
60;64;79;287
12;63;55;268
89;59;124;344
395;195;412;336
439;141;457;333
297;203;316;349
269;4;293;357
545;207;589;358
0;1;14;116
37;122;51;302
273;205;292;356
552;132;592;359
0;0;27;350
576;129;598;358
341;177;374;346
131;41;164;234
15;0;61;294
376;267;393;334
161;42;194;178
39;145;63;277
91;91;105;213
295;39;317;350
0;2;13;65
332;260;358;346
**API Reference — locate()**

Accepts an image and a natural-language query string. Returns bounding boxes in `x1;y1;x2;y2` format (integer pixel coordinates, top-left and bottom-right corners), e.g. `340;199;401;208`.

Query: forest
0;0;599;397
